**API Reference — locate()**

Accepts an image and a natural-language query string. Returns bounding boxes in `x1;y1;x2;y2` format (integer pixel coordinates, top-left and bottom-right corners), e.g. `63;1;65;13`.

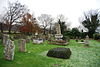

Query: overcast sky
0;0;100;27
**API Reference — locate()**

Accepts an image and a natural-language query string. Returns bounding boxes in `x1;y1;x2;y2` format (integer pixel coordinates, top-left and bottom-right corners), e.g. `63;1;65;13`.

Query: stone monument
3;34;9;46
55;23;63;40
4;39;15;60
19;39;26;52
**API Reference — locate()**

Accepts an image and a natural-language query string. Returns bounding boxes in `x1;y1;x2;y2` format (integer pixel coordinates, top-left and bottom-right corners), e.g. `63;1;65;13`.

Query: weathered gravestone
84;35;89;46
4;39;15;60
19;39;26;52
3;34;9;46
26;38;30;43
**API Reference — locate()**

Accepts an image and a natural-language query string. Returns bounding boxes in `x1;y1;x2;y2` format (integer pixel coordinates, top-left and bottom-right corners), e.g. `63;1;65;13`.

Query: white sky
0;0;100;27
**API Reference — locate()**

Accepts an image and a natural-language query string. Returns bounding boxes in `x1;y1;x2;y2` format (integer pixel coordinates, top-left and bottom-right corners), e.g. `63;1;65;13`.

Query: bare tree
2;1;29;33
38;14;53;35
56;14;71;35
0;16;3;33
0;13;6;33
57;14;65;22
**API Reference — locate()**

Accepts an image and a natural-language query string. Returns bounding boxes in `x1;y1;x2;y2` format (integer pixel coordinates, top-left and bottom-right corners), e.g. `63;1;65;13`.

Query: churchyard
0;16;100;67
0;15;100;67
0;1;100;67
0;35;100;67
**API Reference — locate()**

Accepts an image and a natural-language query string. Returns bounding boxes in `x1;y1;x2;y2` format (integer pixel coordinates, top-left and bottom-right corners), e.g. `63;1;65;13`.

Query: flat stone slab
33;39;43;44
47;47;71;59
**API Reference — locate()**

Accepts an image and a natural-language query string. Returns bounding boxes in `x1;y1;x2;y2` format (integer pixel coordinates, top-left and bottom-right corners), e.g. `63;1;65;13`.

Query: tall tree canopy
20;13;41;34
2;1;29;33
81;10;100;37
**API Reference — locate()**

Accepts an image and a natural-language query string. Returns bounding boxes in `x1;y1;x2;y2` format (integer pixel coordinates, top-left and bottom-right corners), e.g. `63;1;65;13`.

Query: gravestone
33;38;43;44
4;39;15;60
3;34;9;46
84;35;89;46
55;23;63;40
26;38;30;43
19;39;26;52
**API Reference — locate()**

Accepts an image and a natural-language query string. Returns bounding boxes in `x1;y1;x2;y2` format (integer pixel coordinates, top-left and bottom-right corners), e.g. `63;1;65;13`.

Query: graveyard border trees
81;9;100;38
2;1;29;34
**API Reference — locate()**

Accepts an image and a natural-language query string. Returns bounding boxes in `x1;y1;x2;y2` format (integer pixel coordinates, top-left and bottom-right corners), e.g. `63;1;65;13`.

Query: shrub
93;33;100;40
81;39;84;42
62;36;70;42
47;47;71;59
76;39;78;42
13;34;21;39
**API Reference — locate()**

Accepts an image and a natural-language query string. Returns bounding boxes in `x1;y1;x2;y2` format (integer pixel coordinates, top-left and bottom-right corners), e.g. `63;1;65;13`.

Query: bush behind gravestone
62;36;70;42
81;39;84;42
93;33;100;40
47;47;71;59
13;34;21;39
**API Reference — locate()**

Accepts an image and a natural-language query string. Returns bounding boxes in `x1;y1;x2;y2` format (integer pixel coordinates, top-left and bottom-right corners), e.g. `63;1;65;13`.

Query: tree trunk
0;23;3;33
43;27;46;35
8;25;12;34
88;30;95;38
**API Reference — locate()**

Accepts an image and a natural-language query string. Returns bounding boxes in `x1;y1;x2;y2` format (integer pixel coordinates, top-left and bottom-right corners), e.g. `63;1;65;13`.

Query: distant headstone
19;39;26;52
33;39;43;44
4;39;15;60
26;38;30;43
84;35;89;46
3;34;9;46
86;35;89;40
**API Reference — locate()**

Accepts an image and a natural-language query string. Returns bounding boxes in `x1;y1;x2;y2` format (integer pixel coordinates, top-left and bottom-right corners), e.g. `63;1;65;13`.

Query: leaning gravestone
19;39;26;52
4;39;15;60
47;47;71;59
3;34;9;46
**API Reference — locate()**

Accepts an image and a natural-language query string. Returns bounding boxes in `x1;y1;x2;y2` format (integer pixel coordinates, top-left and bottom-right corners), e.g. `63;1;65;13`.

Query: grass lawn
0;39;100;67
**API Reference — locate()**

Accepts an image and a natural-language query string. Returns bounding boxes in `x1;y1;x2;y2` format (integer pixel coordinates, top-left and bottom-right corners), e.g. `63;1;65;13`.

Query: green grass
0;39;100;67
